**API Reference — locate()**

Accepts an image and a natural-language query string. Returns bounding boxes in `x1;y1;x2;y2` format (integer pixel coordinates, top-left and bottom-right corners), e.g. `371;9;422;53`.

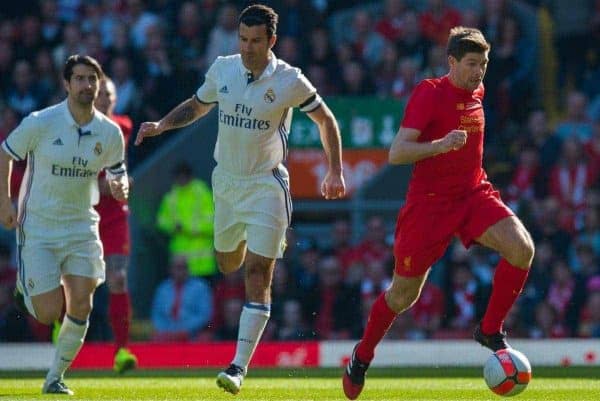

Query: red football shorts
393;182;513;277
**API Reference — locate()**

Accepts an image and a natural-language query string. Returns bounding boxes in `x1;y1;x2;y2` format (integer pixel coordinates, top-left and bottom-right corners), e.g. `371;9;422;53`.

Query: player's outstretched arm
135;96;215;145
388;127;467;164
0;150;17;229
307;102;345;200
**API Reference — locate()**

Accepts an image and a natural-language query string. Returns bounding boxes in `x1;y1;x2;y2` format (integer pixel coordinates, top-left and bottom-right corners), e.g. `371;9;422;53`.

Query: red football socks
109;292;131;350
481;259;529;334
356;292;397;363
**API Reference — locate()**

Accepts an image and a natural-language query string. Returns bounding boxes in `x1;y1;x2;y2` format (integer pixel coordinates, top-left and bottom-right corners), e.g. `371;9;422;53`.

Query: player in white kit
135;3;345;395
0;55;129;395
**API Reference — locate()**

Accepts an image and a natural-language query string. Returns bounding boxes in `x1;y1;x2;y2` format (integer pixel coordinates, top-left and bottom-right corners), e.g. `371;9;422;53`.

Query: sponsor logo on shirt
219;85;229;94
456;103;465;110
219;103;271;130
94;142;102;156
52;138;63;145
465;102;481;110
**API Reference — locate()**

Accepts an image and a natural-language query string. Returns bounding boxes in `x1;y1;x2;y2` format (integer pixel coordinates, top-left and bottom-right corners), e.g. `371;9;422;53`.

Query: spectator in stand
555;91;594;142
204;3;239;66
276;299;314;340
172;1;207;76
421;44;447;79
15;15;43;62
409;281;445;339
93;77;138;373
504;146;540;212
529;300;569;338
304;26;340;77
212;269;245;335
302;255;361;339
525;110;562;178
39;0;63;48
339;59;376;96
419;0;462;46
348;10;386;68
127;0;161;50
374;0;409;43
545;259;577;334
215;297;244;340
531;197;572;258
34;48;60;103
52;23;86;69
545;0;592;89
374;43;401;97
108;56;139;116
327;218;358;274
157;162;216;279
151;256;213;341
578;277;600;337
5;60;44;118
397;10;431;69
275;0;319;39
444;262;485;333
391;57;420;101
549;138;598;232
353;215;393;267
0;41;14;93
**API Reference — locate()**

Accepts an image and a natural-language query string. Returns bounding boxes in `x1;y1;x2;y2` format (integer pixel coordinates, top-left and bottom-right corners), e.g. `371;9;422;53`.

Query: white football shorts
212;166;291;259
16;236;105;300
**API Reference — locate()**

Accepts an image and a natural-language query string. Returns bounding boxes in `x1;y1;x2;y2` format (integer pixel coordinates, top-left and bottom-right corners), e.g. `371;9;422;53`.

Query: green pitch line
1;374;599;401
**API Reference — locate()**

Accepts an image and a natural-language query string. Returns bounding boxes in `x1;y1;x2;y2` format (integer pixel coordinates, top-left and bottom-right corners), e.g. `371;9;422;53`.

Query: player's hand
438;129;468;153
109;175;129;201
0;198;17;229
321;170;346;200
135;121;163;146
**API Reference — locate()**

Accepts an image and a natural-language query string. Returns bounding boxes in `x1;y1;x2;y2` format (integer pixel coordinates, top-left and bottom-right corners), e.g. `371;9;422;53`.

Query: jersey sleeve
401;81;436;131
291;69;322;113
195;57;221;104
105;126;126;178
1;114;41;161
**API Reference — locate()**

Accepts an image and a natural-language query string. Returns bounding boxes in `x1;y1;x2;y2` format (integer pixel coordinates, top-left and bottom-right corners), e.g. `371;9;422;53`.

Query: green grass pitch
1;367;599;400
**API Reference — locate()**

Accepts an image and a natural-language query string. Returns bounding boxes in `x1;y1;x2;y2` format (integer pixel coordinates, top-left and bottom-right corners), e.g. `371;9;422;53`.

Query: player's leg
105;254;137;373
43;274;97;395
344;198;456;400
217;223;283;395
459;186;534;350
215;240;247;274
473;216;534;349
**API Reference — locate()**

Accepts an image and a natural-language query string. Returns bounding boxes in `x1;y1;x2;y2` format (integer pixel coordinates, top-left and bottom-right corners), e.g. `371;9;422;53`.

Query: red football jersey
401;75;487;198
95;114;132;255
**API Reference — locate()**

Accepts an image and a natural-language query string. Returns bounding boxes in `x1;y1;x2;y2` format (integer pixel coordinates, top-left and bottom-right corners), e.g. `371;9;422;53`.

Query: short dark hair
239;4;278;38
63;54;104;82
446;26;490;61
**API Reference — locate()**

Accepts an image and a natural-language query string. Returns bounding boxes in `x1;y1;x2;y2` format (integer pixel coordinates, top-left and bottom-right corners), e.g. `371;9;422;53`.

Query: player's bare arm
0;150;17;229
388;127;467;164
135;96;215;145
307;102;345;199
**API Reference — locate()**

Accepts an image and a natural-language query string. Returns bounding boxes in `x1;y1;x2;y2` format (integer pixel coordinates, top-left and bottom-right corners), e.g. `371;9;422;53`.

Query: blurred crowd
2;0;600;342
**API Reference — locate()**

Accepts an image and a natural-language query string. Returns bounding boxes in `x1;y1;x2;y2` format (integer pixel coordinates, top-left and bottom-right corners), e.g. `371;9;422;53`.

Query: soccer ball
483;348;532;396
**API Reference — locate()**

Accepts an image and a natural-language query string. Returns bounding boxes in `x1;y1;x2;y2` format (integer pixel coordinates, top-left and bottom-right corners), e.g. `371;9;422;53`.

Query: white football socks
231;303;271;372
46;315;88;383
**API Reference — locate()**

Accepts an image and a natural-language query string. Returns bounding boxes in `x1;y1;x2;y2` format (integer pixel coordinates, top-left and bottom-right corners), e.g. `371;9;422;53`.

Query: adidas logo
219;85;229;94
53;138;63;145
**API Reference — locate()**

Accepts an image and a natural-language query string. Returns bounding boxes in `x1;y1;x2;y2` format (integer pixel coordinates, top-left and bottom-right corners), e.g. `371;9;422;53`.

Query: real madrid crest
94;142;102;156
264;88;275;103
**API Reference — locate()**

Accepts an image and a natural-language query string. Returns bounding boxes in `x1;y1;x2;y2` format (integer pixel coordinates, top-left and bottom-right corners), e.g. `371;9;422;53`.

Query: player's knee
216;254;242;274
385;288;419;313
35;306;63;325
507;237;535;269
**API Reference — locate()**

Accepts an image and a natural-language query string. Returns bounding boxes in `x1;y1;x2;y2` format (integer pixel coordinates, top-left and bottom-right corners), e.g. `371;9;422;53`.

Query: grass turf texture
1;367;598;400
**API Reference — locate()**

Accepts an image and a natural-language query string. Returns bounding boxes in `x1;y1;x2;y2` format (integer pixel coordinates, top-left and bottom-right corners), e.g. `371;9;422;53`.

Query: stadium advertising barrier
287;97;403;199
287;149;389;198
1;340;599;370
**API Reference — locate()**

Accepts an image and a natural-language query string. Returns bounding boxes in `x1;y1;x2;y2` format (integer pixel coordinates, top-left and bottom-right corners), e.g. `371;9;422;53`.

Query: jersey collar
61;99;99;134
239;51;278;82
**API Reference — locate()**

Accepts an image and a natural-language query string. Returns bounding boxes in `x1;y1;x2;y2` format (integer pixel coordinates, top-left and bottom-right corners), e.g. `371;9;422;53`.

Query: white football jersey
1;100;126;242
196;53;321;176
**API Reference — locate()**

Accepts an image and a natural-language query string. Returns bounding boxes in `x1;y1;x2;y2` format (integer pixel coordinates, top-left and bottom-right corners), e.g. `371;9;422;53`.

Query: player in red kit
94;77;138;373
343;27;534;400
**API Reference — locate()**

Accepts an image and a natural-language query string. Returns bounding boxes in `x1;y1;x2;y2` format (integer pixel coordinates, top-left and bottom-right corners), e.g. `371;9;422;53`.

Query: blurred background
1;0;600;348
